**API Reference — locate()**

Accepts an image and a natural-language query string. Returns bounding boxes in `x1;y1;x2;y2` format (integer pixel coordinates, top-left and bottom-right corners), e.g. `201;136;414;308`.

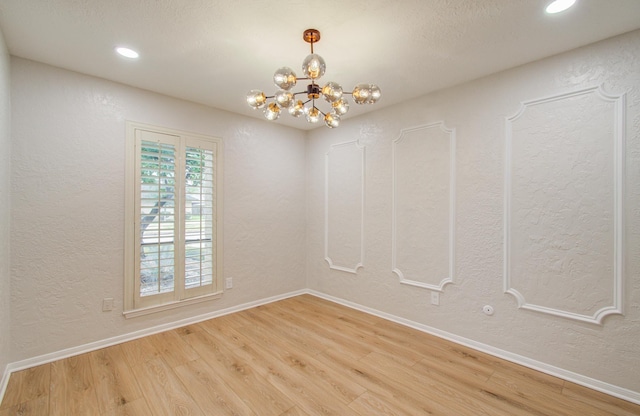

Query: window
124;122;223;316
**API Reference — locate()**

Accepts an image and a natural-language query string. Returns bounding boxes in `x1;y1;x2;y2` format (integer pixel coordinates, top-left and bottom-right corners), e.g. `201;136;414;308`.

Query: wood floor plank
133;357;204;416
146;329;200;368
279;406;311;416
0;395;48;416
226;313;368;407
120;336;161;368
276;298;426;367
88;345;143;414
358;350;512;416
267;303;425;371
415;346;495;384
212;310;257;328
0;365;49;410
196;317;253;351
49;355;100;416
348;391;416;416
174;358;257;416
173;323;202;337
263;301;373;360
360;351;474;412
412;353;549;415
183;330;294;415
232;341;360;415
488;358;564;392
486;369;620;416
2;295;639;415
316;347;452;415
275;346;367;404
101;398;153;416
239;307;330;356
562;381;640;416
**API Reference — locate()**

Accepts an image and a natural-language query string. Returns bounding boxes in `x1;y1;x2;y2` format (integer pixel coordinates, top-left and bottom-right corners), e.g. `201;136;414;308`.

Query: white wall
0;27;12;383
5;27;640;400
9;58;307;362
306;30;640;394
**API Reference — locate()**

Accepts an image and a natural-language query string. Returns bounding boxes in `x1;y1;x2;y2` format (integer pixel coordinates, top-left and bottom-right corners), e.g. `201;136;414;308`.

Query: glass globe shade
288;100;305;117
321;82;343;103
368;84;381;104
273;67;297;90
305;106;321;123
274;90;293;108
302;54;326;79
352;84;371;104
246;90;266;109
324;112;340;128
264;102;281;121
332;98;349;115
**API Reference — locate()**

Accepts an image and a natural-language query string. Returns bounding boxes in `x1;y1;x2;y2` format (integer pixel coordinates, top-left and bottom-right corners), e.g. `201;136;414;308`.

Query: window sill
123;291;223;319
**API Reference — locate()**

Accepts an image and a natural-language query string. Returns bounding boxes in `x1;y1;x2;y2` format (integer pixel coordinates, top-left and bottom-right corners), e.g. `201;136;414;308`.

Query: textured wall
0;27;11;380
306;30;640;393
6;26;640;399
9;58;306;361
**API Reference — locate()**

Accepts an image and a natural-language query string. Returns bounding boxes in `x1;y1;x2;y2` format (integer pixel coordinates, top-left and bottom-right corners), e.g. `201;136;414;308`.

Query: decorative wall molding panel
392;122;456;291
504;85;625;324
325;140;365;273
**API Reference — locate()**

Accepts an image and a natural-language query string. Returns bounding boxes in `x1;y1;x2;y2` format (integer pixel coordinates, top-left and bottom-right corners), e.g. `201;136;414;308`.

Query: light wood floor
1;295;639;415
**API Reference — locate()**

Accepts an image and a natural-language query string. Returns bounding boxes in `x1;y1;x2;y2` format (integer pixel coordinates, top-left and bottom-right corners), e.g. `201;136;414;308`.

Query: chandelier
246;29;381;129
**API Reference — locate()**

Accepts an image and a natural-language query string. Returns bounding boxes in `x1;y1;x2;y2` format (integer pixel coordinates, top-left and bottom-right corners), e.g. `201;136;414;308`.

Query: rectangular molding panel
325;141;365;273
504;86;625;324
392;122;456;291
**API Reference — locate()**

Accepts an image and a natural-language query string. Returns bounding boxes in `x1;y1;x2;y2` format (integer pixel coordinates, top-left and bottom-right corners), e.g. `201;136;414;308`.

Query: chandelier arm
312;100;328;116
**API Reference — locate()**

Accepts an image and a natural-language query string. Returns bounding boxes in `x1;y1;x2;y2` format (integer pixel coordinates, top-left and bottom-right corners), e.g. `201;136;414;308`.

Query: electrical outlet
225;277;233;289
102;298;114;312
430;291;440;306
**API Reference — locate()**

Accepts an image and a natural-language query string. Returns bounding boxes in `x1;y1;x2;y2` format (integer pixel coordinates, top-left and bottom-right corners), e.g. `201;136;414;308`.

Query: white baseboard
307;290;640;406
0;364;9;408
2;288;639;407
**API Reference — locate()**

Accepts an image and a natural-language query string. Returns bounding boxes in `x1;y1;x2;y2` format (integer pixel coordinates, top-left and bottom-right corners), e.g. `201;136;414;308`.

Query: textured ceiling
1;0;640;130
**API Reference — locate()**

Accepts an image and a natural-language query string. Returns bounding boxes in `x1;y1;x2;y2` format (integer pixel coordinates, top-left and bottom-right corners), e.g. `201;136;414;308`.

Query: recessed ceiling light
545;0;577;14
115;47;139;59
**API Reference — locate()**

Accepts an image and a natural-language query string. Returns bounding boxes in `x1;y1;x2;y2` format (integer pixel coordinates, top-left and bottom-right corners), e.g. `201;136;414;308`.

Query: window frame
124;121;224;318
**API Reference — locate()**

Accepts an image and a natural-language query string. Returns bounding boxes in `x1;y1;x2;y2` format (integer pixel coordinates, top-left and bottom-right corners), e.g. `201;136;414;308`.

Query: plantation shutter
182;139;217;298
134;130;181;309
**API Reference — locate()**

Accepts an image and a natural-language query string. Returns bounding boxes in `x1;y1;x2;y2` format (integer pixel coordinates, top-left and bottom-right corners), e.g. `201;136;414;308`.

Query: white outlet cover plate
431;291;440;305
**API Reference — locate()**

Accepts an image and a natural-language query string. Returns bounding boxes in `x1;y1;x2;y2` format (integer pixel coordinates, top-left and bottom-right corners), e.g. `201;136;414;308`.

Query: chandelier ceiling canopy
246;29;381;129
